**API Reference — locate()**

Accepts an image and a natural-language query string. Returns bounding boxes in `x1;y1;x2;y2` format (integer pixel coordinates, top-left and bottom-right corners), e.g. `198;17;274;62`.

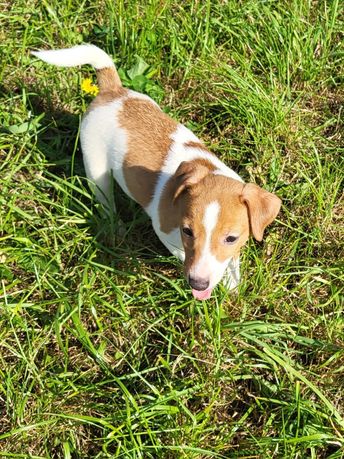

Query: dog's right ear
173;161;210;202
241;183;281;241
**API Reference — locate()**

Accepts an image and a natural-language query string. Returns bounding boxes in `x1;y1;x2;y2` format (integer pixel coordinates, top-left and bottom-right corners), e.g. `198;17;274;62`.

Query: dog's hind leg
82;150;115;212
80;108;117;213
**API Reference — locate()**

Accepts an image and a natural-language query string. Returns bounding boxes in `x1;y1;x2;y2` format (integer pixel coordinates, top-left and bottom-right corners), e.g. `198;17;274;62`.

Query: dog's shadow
26;89;175;276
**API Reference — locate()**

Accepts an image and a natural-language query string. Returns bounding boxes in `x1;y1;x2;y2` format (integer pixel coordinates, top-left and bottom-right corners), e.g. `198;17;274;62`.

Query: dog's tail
31;44;122;93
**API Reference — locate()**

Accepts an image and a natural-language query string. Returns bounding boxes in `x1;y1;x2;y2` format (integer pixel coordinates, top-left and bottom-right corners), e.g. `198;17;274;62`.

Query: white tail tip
31;44;114;70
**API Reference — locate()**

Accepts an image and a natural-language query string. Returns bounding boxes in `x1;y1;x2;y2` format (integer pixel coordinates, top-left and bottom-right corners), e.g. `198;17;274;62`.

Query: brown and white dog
32;44;281;300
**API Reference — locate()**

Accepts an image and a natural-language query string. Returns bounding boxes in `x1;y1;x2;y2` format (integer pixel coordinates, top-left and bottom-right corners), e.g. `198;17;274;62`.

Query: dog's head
171;160;281;299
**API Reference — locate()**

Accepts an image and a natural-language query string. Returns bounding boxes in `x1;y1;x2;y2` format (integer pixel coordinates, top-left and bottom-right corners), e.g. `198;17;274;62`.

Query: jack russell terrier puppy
32;44;281;300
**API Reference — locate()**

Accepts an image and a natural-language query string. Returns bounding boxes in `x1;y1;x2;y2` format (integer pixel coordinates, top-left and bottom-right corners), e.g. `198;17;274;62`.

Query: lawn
0;0;343;457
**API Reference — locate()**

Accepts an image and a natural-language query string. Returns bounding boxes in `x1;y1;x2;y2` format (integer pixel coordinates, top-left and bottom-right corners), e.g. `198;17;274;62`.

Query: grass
0;0;343;457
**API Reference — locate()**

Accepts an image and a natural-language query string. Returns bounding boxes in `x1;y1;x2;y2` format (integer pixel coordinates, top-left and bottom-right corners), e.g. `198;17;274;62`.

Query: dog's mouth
192;287;213;301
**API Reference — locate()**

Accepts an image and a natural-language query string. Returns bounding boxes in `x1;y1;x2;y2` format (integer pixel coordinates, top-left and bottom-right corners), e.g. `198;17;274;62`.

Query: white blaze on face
189;201;230;296
199;201;220;275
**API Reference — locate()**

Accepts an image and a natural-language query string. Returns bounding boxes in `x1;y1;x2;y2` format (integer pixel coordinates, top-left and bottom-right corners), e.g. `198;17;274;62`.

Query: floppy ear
173;161;210;201
241;183;281;241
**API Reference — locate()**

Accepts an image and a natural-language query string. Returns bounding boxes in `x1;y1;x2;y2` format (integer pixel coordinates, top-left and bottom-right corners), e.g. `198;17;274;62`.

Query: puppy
32;45;281;300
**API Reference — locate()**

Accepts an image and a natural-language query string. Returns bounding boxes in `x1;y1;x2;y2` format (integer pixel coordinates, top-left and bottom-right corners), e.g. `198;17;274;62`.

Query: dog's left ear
173;161;210;201
241;183;281;241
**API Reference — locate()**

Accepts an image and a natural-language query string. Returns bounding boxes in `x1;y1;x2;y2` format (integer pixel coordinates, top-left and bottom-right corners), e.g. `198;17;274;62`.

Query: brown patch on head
210;179;250;262
178;176;281;278
119;98;178;207
180;176;250;274
159;167;281;291
173;159;216;201
159;158;216;233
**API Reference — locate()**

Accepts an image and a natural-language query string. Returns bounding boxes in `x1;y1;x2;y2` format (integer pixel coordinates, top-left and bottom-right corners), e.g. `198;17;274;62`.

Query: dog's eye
182;227;194;238
225;235;238;244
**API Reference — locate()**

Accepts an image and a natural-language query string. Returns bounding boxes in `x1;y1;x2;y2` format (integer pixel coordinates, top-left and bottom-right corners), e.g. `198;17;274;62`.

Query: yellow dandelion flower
81;78;99;96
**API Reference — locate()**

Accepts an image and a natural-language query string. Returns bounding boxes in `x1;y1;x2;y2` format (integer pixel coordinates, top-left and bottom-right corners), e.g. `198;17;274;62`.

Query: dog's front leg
223;257;240;291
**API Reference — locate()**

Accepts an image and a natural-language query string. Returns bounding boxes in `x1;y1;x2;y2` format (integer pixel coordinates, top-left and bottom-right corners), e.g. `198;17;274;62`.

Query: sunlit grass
0;0;343;457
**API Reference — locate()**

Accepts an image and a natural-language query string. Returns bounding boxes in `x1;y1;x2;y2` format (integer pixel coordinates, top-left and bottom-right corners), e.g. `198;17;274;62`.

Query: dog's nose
188;276;209;291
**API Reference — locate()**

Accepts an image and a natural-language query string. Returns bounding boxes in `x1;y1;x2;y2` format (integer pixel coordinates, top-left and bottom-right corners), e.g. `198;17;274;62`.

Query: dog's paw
116;218;126;238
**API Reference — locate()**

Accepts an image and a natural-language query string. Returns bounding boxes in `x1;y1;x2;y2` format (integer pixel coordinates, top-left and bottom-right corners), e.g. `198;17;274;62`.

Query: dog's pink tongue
192;287;213;300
